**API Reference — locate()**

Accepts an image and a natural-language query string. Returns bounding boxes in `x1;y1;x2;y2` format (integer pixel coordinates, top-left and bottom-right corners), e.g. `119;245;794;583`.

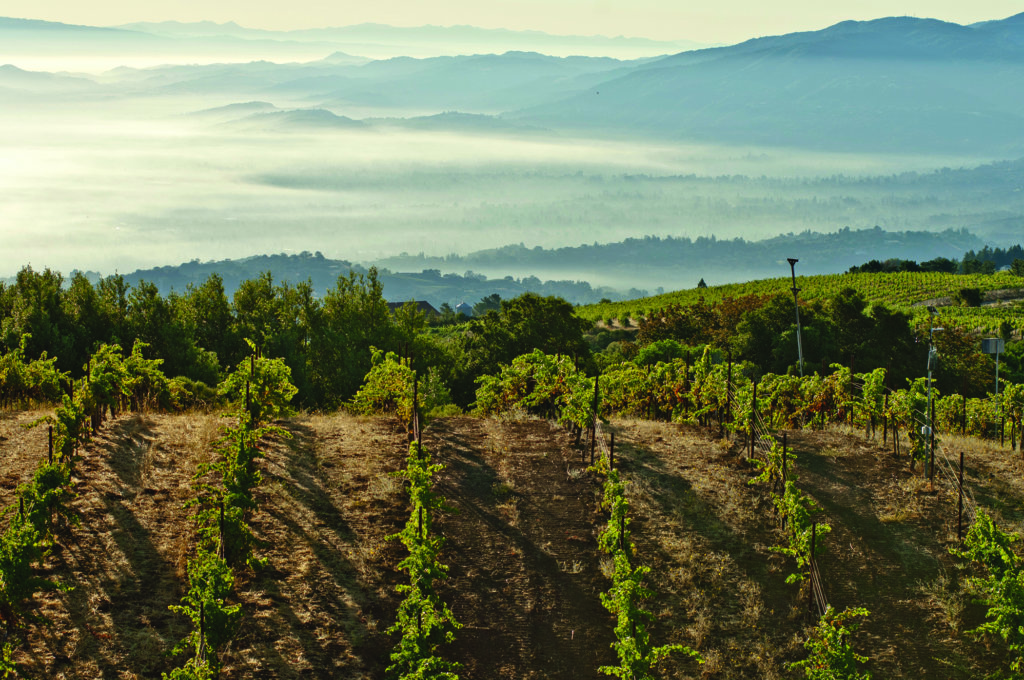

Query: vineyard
578;270;1024;333
1;348;1024;676
3;262;1024;677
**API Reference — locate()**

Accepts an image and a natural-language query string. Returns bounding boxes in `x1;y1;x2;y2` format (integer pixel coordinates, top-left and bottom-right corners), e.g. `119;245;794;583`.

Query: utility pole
788;258;804;377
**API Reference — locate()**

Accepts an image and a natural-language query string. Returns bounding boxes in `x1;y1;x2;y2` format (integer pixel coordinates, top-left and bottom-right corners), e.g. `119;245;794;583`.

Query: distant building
386;301;439;317
454;302;473;317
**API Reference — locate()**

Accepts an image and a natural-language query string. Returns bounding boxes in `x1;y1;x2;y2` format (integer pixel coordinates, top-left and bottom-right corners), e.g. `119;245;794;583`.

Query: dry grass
878;474;931;522
1;408;1019;678
919;568;968;633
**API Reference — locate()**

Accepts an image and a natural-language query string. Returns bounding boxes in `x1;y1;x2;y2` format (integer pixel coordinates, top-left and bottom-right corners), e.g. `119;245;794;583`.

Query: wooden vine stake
962;394;968;435
749;378;759;459
808;521;817;617
883;393;889;445
218;501;227;560
411;370;419;443
929;399;936;484
726;349;733;440
198;600;207;662
782;431;788;484
589;377;599;465
957;451;965;542
48;424;53;465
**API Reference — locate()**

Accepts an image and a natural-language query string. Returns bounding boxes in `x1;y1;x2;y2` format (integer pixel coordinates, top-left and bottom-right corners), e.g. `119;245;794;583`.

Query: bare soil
0;409;1016;678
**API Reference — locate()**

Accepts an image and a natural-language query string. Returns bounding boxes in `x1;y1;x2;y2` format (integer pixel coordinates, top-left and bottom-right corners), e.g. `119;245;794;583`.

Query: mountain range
11;227;984;306
5;13;1024;283
511;14;1024;154
5;13;1024;153
0;17;697;64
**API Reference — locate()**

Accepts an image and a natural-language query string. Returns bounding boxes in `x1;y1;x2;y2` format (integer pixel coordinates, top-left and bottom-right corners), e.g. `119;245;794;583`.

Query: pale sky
5;0;1024;44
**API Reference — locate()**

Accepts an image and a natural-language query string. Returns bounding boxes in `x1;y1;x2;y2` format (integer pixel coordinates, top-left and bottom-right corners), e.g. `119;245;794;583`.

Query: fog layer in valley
1;97;1000;281
3;14;1024;289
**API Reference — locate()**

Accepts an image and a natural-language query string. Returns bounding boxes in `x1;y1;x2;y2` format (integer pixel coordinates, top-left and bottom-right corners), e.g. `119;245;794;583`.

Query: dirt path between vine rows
425;416;615;679
3;409;1017;678
788;428;1005;679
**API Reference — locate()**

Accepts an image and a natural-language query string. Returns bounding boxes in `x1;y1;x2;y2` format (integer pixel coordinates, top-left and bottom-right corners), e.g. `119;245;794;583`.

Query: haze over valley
3;10;1024;295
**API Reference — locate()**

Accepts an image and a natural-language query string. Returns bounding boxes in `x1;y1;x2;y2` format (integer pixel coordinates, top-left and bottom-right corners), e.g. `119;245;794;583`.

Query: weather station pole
982;337;1006;442
788;258;804;377
926;306;944;484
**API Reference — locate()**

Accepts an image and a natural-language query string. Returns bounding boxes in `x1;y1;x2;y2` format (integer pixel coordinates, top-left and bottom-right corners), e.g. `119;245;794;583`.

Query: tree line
847;246;1024;276
0;266;590;410
4;263;1021;409
598;288;1021;396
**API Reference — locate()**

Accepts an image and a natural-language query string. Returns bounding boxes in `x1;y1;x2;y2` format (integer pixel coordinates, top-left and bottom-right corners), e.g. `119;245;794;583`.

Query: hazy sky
6;1;1023;43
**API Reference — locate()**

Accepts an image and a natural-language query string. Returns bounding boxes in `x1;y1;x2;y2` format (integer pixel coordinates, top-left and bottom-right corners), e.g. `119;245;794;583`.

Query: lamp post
787;258;804;377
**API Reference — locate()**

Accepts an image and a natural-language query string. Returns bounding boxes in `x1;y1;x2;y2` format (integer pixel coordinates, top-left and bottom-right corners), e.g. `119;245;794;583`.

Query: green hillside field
579;271;1024;334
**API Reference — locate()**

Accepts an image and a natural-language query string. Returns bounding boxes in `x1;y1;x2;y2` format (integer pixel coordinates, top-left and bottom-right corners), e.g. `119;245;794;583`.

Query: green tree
178;273;240;370
61;272;109;372
0;266;70;369
97;274;130;347
457;293;590;404
634;339;686;367
307;268;392;406
232;272;279;357
955;287;984;307
827;287;873;369
735;294;800;373
472;293;501;317
128;281;217;383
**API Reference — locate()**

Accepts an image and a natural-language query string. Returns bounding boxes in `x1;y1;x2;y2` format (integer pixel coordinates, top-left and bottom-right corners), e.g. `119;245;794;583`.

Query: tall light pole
787;258;804;377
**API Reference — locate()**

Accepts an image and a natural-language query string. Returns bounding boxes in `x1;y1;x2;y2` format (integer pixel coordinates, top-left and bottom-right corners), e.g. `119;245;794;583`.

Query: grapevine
597;469;702;678
386;442;461;679
790;606;872;679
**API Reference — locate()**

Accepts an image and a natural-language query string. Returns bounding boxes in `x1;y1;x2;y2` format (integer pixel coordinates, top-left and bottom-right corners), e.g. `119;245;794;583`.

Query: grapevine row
164;344;297;679
596;465;702;678
1;339;176;675
578;270;1024;325
385;441;461;679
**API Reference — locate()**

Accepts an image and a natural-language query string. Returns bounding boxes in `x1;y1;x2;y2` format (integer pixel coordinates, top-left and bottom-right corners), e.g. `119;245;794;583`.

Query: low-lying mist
0;90;1017;285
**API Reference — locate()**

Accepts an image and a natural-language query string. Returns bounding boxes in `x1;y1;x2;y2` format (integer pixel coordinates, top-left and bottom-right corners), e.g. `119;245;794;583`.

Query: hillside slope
0;410;1017;677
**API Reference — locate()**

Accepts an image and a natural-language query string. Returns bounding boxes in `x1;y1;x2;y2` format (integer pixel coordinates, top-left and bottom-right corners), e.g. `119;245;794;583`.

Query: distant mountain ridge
7;13;1024;153
113;20;705;54
0;229;1001;306
0;16;700;65
64;253;644;308
376;227;985;289
511;13;1024;154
